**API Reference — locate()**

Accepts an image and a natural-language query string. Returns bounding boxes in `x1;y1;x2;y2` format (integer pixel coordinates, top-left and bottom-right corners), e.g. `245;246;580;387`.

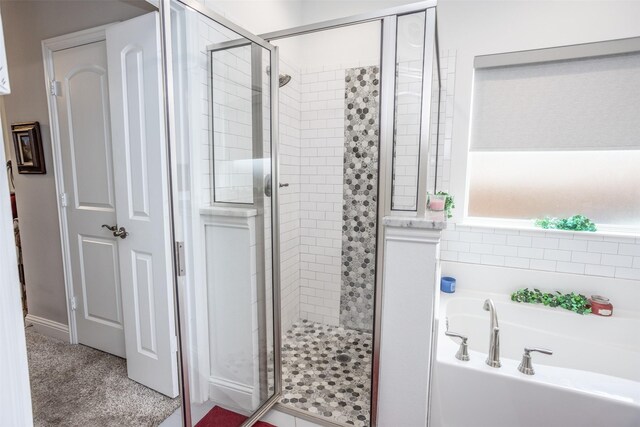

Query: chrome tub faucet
483;298;501;368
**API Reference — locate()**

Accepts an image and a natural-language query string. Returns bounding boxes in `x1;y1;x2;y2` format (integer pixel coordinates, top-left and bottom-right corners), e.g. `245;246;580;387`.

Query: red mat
195;406;276;427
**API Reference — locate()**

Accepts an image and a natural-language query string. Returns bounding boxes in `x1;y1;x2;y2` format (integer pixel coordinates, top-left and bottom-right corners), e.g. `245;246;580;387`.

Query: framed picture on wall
11;121;45;174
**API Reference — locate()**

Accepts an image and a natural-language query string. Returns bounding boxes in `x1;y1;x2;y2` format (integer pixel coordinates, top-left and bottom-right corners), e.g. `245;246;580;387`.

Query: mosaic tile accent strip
340;66;380;333
280;321;373;426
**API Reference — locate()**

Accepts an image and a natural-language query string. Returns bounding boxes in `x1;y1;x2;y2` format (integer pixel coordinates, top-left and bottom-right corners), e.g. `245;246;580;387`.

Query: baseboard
208;376;257;414
24;314;69;342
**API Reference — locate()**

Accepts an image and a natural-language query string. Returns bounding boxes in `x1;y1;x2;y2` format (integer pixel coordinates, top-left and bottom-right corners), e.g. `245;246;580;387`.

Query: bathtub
430;290;640;427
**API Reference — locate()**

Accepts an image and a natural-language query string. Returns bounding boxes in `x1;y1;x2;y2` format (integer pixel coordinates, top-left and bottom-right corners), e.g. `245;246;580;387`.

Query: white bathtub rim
435;291;640;407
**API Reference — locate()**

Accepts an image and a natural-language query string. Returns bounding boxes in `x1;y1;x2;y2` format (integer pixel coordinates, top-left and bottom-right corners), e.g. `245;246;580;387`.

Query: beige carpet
26;327;180;426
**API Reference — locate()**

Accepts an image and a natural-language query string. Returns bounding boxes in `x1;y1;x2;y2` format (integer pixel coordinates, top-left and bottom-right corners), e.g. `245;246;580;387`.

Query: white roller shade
471;51;640;151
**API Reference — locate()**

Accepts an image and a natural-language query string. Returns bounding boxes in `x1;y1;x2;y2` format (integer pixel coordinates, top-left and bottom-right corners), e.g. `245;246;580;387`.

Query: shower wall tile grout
278;57;303;333
339;66;380;332
297;65;348;327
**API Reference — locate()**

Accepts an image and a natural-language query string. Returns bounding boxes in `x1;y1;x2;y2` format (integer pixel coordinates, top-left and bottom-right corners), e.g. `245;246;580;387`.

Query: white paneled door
106;12;179;398
53;40;126;359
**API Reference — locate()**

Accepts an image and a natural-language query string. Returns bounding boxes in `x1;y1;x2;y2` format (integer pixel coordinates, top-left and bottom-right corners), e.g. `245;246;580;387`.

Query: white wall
298;0;416;25
201;0;417;34
436;0;640;283
0;0;155;326
273;21;381;72
201;0;303;35
437;0;640;220
200;0;418;73
0;118;33;426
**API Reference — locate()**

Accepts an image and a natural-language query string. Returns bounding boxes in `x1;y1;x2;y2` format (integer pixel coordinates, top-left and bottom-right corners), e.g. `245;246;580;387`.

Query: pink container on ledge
427;194;446;211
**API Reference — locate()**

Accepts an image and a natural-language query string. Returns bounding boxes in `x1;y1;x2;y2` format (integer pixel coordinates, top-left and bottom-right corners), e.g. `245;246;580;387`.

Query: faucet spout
483;298;501;368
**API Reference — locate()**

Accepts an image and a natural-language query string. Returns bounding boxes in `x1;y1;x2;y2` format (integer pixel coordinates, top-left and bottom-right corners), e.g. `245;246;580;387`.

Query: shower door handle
264;174;272;197
264;174;288;196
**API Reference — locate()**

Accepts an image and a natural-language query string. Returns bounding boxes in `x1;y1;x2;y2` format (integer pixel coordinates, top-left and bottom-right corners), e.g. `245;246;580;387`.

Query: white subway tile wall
197;17;242;206
429;49;456;195
441;225;640;280
298;65;346;326
198;23;378;328
392;59;422;210
196;13;303;332
211;45;254;204
278;60;302;333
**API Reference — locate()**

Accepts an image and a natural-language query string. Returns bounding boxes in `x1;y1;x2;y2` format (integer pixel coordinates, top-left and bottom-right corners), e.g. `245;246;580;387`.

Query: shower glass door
160;0;281;425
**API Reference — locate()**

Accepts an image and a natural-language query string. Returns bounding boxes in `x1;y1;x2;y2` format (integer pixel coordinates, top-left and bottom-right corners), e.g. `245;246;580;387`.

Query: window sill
457;217;640;241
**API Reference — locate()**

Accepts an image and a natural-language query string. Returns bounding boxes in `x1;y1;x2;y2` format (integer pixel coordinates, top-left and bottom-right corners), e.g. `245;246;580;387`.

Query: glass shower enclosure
157;0;441;425
160;0;281;425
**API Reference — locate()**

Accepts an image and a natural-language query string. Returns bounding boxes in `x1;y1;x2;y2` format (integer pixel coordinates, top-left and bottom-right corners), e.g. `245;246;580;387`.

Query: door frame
41;24;114;345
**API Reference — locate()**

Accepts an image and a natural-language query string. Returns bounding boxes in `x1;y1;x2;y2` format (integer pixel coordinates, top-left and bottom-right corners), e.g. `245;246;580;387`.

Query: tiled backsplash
441;225;640;280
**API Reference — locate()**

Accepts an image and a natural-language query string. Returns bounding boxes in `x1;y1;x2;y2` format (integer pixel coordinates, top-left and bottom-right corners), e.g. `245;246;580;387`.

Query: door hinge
50;80;61;97
59;192;68;207
175;241;186;276
70;296;77;311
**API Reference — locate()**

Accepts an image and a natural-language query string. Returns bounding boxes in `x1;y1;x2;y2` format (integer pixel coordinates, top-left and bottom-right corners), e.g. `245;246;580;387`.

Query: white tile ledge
200;205;258;218
383;213;447;230
457;219;640;242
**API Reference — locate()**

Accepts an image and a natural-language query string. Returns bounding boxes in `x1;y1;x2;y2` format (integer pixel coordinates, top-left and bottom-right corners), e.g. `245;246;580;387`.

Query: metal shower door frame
226;2;439;426
158;0;283;425
159;0;439;425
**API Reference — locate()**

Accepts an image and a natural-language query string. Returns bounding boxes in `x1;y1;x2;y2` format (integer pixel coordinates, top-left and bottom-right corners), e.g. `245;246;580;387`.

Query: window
468;41;640;228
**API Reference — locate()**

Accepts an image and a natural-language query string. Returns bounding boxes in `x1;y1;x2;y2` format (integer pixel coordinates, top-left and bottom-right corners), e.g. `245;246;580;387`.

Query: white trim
208;376;256;414
416;8;437;217
182;5;210;404
0;8;10;95
384;224;442;244
168;3;209;404
257;0;438;42
42;24;112;52
41;25;112;345
474;36;640;69
459;217;640;240
0;109;33;426
25;315;70;342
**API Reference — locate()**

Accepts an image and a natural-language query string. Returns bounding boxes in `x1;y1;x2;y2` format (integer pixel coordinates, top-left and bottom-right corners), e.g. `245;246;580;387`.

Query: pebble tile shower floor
280;320;373;426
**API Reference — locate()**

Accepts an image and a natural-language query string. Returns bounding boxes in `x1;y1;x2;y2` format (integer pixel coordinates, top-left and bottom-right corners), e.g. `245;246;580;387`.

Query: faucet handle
525;347;553;356
445;331;470;361
518;347;553;375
